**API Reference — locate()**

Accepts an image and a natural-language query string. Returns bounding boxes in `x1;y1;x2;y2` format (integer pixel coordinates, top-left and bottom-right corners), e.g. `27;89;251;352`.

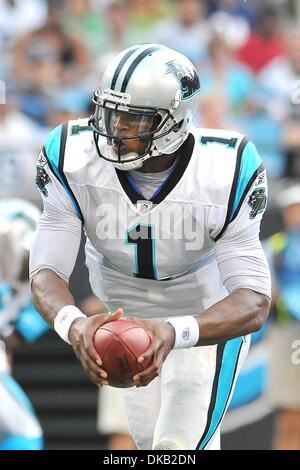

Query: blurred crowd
1;0;300;450
1;0;300;201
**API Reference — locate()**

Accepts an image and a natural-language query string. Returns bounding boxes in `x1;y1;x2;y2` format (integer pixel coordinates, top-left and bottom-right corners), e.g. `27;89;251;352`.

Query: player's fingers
134;340;170;387
132;362;160;387
84;329;103;365
153;349;165;374
137;338;160;363
85;334;104;366
79;344;108;379
85;367;109;387
85;310;123;367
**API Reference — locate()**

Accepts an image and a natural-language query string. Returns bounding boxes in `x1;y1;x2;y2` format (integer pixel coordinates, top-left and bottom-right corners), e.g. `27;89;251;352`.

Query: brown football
94;319;152;388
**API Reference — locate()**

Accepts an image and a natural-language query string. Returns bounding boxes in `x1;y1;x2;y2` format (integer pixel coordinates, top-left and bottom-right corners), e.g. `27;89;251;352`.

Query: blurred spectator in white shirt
0;0;47;49
0;91;45;204
208;11;250;50
258;29;300;122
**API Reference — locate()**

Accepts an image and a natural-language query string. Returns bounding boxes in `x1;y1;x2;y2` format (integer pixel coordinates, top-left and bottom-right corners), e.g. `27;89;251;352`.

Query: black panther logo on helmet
166;60;200;100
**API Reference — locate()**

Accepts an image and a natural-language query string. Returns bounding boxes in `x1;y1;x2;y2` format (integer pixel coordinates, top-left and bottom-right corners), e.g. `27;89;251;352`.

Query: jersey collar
116;133;195;205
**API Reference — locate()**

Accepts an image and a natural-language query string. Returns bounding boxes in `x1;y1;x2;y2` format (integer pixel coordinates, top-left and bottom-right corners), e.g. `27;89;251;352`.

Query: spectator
206;0;257;27
63;0;106;59
208;11;250;50
0;0;47;50
258;29;300;122
0;91;45;204
0;0;47;80
199;34;256;114
237;6;285;74
281;121;300;178
11;4;91;126
150;0;210;64
196;93;235;130
128;0;172;35
12;4;91;92
265;185;300;449
94;0;133;56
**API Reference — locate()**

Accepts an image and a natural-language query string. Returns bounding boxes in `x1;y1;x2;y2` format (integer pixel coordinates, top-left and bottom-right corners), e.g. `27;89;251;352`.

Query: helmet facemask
89;90;180;171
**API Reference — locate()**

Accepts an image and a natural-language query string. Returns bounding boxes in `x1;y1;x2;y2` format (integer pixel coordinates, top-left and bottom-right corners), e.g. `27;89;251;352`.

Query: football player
0;198;48;449
30;44;271;450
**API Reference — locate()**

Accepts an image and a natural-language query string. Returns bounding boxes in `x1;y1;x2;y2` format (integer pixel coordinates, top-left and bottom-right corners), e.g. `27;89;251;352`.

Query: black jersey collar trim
116;133;195;206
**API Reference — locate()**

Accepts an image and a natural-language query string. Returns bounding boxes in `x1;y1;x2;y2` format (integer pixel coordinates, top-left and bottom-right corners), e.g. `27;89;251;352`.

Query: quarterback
30;44;271;450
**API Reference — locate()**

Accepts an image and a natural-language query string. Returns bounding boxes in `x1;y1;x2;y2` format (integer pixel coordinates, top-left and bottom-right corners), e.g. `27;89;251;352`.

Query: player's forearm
80;296;109;316
31;269;75;327
196;288;271;346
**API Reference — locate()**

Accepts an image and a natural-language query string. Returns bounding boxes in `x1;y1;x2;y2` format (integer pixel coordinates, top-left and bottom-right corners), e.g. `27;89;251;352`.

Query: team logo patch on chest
36;152;50;197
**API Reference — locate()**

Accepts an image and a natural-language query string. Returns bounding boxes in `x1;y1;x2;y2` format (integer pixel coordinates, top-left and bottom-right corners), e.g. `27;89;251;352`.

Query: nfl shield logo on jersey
137;200;153;213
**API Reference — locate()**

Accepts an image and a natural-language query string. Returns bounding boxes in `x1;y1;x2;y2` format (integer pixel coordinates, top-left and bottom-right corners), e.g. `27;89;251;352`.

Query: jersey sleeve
214;141;271;298
29;125;82;283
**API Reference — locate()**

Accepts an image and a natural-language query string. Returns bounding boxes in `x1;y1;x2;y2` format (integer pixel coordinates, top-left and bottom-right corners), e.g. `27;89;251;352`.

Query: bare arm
31;269;75;327
196;288;271;346
31;268;122;386
30;159;121;386
131;288;270;387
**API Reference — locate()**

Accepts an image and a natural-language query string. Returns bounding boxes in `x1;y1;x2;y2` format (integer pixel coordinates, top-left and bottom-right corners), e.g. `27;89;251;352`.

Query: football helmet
89;44;201;171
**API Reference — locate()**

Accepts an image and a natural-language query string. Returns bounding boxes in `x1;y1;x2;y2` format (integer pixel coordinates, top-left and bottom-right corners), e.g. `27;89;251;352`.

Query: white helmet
89;44;201;171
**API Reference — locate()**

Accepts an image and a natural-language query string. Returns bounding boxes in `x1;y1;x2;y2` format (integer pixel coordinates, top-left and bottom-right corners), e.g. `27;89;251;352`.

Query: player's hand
69;308;123;386
129;318;175;387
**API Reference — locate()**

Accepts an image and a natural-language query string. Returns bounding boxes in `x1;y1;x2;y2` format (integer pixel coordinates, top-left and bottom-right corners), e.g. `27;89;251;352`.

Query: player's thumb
102;308;123;325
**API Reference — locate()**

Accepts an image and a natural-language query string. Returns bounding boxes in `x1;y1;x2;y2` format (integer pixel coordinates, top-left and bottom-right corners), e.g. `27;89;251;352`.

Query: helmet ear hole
173;119;184;133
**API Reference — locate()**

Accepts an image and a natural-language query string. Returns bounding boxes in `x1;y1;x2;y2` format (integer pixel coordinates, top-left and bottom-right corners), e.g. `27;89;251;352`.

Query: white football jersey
30;118;270;319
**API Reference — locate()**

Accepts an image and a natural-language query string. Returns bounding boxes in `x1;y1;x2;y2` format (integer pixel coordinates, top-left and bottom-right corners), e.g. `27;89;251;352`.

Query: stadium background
1;0;300;450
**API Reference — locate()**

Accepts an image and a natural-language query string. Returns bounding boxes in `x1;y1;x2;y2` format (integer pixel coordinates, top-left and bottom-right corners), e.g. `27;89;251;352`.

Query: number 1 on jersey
126;224;157;280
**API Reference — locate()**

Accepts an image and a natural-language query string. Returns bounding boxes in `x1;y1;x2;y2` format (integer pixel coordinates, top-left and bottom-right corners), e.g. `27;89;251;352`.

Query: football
94;319;152;388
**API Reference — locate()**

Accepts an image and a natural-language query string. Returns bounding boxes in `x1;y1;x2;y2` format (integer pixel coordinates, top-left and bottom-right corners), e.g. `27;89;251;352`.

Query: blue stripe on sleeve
43;124;82;219
230;141;263;222
44;124;62;173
